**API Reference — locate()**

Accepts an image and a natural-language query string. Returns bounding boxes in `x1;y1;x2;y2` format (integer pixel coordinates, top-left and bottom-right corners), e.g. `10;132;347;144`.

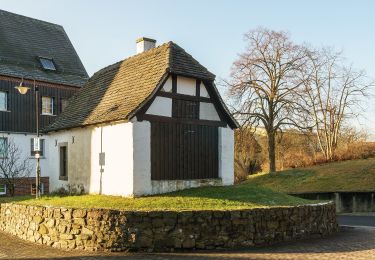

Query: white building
45;38;238;197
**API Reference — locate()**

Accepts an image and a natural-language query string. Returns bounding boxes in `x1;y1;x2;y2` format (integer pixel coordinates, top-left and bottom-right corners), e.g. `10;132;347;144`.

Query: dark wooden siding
172;99;199;119
0;78;78;133
151;121;218;180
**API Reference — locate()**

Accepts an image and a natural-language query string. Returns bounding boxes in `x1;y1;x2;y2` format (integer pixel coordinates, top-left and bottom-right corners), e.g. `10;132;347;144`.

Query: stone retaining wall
0;202;338;251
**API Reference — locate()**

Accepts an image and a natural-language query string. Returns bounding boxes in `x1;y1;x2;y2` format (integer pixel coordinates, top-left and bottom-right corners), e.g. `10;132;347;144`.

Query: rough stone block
38;224;49;235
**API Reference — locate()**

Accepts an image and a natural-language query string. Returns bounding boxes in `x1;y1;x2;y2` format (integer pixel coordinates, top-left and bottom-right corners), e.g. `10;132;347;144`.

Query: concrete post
334;193;341;213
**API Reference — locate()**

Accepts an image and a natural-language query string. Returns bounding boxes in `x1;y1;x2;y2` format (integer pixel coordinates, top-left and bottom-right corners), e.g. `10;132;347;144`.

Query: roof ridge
166;41;174;72
0;9;63;29
167;41;215;79
89;42;171;79
123;41;170;62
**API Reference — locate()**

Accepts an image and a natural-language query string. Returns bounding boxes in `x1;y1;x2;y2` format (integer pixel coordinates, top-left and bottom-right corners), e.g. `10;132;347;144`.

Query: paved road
1;226;375;259
338;214;375;227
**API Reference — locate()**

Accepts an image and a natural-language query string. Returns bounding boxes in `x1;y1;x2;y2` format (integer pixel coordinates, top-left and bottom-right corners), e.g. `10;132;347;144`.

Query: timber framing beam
138;114;227;127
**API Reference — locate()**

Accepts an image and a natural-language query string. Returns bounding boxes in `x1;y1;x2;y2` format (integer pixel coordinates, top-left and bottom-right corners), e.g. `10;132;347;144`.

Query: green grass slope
249;158;375;193
0;182;310;211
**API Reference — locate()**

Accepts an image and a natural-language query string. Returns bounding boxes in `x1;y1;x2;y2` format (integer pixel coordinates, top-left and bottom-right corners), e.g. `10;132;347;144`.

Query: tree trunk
6;181;15;197
268;132;277;172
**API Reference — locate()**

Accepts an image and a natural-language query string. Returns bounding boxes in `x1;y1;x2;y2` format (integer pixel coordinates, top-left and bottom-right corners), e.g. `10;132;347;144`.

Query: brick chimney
136;37;156;54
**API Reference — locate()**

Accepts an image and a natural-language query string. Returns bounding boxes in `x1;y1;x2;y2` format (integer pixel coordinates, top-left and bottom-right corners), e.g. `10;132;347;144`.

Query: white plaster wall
218;127;234;185
200;82;210;97
176;76;196;96
146;96;172;117
199;102;221;121
161;76;173;92
0;133;49;178
47;122;135;196
132;120;152;196
90;123;134;196
47;128;92;192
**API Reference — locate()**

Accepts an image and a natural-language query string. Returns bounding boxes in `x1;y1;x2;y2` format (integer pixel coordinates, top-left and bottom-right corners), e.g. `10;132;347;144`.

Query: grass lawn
249;158;375;193
0;182;311;211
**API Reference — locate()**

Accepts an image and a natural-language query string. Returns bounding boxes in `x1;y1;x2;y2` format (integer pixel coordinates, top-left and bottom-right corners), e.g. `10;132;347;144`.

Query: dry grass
248;158;375;193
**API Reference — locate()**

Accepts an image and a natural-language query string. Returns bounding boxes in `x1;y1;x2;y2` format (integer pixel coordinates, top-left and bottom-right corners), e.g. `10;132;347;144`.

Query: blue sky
1;0;375;136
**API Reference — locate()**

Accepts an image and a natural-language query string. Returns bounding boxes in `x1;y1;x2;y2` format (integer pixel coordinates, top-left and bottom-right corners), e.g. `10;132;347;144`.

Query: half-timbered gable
143;75;221;122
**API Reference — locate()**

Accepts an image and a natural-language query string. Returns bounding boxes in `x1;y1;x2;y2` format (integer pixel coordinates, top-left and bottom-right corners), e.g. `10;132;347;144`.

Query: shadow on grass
0;183;315;210
154;182;314;207
0;195;34;204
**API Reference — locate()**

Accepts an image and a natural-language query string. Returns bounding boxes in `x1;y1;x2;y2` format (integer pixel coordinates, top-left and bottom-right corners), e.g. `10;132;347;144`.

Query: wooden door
151;121;218;180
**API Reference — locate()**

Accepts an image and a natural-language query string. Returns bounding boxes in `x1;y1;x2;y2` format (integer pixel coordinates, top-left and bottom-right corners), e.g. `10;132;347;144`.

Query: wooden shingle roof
45;42;219;131
0;9;88;87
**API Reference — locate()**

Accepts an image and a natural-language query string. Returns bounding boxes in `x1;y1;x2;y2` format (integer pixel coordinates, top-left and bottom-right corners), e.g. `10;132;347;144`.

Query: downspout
99;127;103;195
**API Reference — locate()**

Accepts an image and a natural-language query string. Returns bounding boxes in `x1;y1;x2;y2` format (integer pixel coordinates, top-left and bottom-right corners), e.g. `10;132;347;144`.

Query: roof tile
45;42;218;131
0;9;88;87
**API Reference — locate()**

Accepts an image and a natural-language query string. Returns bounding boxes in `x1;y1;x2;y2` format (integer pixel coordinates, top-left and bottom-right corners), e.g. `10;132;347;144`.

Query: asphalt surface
338;214;375;227
1;226;375;259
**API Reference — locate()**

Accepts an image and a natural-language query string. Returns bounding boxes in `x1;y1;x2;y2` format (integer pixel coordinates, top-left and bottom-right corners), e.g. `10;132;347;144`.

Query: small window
0;137;7;158
0;91;7;111
0;184;6;195
30;138;45;157
42;96;54;115
61;99;69;113
39;57;56;71
31;183;44;195
59;145;68;180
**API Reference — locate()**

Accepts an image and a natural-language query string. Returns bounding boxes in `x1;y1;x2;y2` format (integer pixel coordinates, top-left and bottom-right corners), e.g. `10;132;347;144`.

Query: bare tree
0;138;31;196
226;28;309;172
303;48;373;161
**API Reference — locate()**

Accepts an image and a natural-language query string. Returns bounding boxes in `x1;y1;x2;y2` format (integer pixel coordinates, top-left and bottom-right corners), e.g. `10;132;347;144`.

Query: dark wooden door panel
151;121;218;180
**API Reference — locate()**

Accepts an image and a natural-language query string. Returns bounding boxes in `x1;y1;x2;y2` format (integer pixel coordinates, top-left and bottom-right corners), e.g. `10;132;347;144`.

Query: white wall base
150;178;222;195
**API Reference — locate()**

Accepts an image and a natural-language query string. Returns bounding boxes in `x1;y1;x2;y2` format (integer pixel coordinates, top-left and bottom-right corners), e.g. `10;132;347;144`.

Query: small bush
234;129;264;183
51;184;85;196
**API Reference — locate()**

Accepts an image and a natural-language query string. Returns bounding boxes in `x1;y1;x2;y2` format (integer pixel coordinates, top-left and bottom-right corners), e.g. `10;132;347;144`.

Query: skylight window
39;57;56;71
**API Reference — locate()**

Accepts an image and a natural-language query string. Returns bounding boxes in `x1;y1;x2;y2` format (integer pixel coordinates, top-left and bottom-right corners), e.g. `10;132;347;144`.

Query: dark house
0;9;88;196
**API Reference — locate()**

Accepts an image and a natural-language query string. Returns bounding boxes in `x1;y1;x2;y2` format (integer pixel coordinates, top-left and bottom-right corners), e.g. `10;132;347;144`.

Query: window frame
31;183;44;195
0;137;8;158
0;91;8;111
39;57;56;71
42;96;54;115
0;184;6;195
59;143;68;181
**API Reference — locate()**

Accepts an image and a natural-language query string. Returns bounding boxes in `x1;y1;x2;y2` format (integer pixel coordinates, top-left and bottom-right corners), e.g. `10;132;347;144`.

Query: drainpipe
99;127;104;195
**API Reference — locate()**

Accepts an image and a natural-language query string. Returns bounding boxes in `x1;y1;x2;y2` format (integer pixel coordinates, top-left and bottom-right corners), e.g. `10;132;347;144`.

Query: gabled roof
0;9;88;87
45;42;237;132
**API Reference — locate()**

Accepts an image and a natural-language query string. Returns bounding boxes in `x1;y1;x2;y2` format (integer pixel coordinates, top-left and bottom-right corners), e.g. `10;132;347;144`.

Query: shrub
234;129;264;182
